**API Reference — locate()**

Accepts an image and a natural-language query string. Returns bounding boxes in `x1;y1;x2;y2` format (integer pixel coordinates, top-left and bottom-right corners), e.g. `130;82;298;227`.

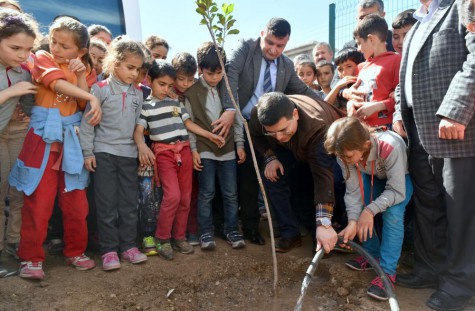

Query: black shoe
426;290;469;311
275;236;301;253
396;273;438;289
243;230;265;245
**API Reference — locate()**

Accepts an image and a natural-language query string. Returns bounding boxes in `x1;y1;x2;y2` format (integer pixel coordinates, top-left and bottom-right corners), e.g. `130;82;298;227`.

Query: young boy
392;9;417;55
325;48;365;110
171;52;200;245
134;60;224;260
349;14;401;127
315;60;334;97
184;42;246;250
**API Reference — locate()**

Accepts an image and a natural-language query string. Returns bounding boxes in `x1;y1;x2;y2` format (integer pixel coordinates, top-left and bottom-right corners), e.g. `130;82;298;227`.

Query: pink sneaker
65;254;96;271
121;247;147;264
19;261;44;280
101;252;121;271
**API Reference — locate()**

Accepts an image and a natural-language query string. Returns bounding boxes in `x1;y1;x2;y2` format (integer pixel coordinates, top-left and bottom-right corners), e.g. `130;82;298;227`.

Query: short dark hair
392;9;417;29
334;47;365;66
148;59;176;81
265;18;291;38
196;41;225;72
257;92;295;126
353;14;388;42
316;60;334;74
172;52;197;76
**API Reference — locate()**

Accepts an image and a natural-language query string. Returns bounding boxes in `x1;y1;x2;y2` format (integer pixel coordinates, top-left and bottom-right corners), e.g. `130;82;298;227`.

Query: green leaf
200;18;207;25
196;8;206;15
217;13;225;25
226;19;235;29
228;29;240;35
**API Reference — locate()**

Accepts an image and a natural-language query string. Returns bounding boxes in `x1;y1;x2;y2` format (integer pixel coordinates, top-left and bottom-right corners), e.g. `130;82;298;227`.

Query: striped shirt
137;96;190;143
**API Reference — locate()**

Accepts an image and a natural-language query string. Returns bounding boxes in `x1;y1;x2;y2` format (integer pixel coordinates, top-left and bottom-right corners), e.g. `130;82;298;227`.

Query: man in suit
393;1;475;310
211;18;321;249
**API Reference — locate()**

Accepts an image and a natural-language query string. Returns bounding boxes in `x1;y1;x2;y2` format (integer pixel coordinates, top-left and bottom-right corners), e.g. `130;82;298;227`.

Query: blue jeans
197;158;239;236
362;173;413;275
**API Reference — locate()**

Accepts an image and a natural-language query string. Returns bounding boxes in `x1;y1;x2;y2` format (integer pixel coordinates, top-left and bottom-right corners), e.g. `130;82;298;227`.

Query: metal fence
333;0;421;51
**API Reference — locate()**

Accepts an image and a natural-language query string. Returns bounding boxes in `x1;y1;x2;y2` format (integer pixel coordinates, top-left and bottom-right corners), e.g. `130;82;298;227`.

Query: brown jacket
249;94;345;204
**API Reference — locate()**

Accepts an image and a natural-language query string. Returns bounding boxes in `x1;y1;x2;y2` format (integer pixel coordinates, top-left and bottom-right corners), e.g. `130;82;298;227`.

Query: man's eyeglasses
262;118;294;137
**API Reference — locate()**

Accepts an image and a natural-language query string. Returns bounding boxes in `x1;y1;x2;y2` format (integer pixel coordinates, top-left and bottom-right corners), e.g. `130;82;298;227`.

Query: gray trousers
94;152;138;254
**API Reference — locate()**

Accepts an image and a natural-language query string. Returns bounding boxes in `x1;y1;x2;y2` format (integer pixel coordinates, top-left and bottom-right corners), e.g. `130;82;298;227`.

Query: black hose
338;236;400;311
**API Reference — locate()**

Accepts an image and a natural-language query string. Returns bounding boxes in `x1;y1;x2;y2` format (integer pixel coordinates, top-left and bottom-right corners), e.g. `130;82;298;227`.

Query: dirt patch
1;223;474;311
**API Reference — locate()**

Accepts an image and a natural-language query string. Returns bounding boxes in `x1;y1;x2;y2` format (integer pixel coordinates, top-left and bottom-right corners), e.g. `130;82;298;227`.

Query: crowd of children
0;0;455;306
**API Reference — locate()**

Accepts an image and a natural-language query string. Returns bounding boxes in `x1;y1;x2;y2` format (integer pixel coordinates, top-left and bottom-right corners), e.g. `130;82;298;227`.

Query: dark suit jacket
223;37;321;111
394;0;475;158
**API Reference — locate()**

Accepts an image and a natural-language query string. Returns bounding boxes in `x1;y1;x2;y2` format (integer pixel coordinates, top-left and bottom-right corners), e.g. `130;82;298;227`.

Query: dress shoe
426;290;469;311
275;236;301;253
243;230;265;245
396;273;438;289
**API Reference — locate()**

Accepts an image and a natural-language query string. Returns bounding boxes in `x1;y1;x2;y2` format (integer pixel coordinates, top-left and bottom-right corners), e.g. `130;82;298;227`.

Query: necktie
263;60;273;93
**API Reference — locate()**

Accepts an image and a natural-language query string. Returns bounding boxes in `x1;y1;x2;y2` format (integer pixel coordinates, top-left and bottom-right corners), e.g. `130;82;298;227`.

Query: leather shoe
396;273;438;289
243;230;265;245
275;236;301;253
426;290;468;311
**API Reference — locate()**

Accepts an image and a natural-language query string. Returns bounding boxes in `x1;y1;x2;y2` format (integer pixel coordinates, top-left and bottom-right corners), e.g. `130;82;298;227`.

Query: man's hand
357;209;374;242
84;156;96;172
393;120;407;138
211;110;235;138
264;159;284;182
85;97;102;126
439;117;466;140
192;150;203;171
337;220;357;247
236;147;246;164
316;226;338;253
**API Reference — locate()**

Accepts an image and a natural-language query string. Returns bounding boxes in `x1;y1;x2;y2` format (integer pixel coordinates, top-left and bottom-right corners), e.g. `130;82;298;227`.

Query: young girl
293;56;319;91
134;60;224;260
9;16;101;280
0;9;37;271
80;40;148;270
324;117;413;301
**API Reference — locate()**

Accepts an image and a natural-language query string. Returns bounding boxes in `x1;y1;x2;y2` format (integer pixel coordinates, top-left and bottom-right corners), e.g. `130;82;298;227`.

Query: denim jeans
198;158;238;236
362;173;413;275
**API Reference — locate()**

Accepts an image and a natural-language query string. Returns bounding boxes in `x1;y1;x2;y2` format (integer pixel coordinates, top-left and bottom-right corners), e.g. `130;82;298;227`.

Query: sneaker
156;241;174;260
226;231;245;249
19;261;44;280
121;247;148;264
187;234;200;246
345;256;374;271
47;239;64;255
5;243;19;259
101;252;121;271
142;236;158;256
367;274;396;301
172;240;194;254
65;254;96;271
199;233;216;250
